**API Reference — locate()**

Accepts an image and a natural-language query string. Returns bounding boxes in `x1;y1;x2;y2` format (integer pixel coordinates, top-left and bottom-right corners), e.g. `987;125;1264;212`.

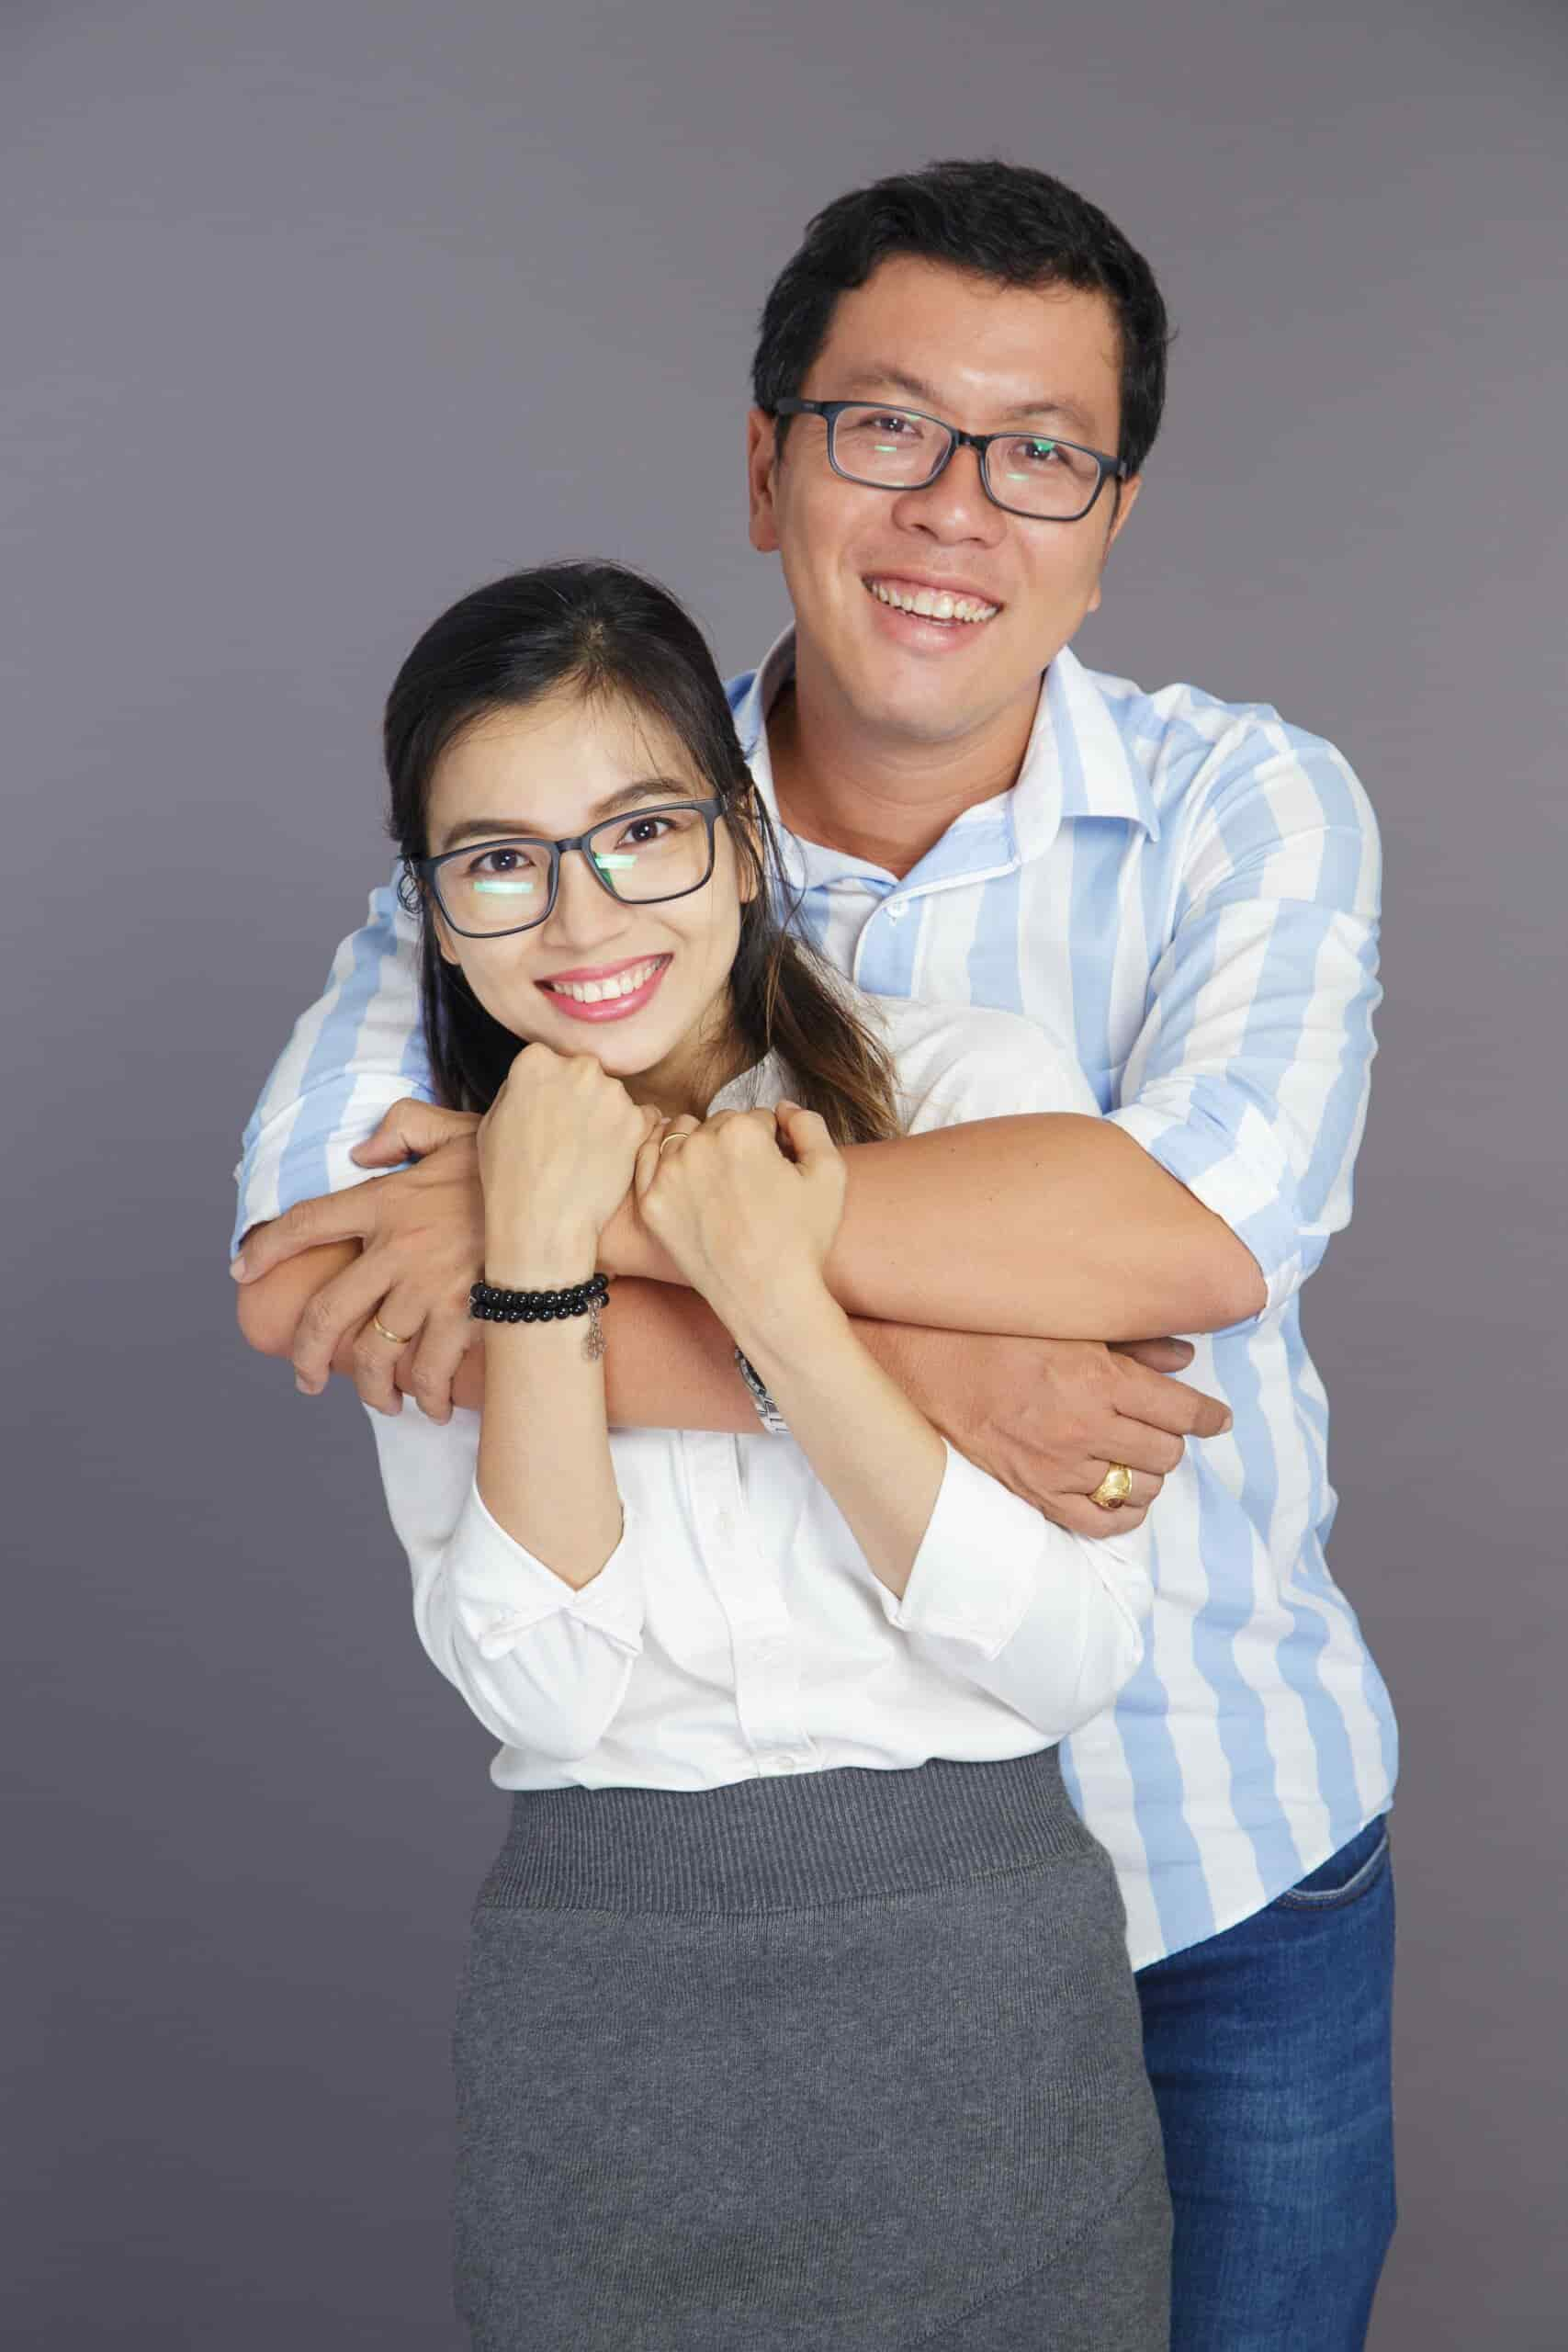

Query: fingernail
295;1374;320;1396
1220;1410;1234;1431
230;1255;247;1281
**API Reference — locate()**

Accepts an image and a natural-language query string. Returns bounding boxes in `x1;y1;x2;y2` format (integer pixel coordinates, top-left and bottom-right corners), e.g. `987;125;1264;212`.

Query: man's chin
843;651;1015;747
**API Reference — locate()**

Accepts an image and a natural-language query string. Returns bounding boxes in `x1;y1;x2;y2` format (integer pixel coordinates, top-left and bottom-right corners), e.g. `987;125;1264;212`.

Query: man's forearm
604;1114;1265;1340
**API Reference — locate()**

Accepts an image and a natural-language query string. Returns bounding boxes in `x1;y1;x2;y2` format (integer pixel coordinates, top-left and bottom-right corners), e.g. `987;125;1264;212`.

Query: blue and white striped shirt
232;627;1396;1967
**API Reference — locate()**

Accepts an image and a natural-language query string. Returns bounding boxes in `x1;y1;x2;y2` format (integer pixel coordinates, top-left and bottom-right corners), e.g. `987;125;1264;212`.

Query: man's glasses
773;399;1129;523
406;797;723;939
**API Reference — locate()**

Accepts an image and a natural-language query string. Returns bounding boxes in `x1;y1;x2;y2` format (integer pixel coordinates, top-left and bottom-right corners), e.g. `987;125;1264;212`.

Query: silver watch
734;1347;788;1436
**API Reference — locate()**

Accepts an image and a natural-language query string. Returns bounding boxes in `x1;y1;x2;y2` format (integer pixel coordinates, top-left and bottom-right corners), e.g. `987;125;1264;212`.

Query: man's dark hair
751;158;1171;479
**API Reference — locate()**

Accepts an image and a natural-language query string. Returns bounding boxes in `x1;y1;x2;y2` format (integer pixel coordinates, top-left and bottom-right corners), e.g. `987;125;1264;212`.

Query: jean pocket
1271;1816;1391;1912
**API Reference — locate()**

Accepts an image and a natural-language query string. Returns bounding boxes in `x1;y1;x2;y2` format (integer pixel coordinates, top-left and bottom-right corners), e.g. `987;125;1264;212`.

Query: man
232;160;1396;2346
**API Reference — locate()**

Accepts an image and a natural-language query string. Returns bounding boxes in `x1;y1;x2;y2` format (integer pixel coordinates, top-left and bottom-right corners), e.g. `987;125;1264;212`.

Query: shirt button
886;900;908;922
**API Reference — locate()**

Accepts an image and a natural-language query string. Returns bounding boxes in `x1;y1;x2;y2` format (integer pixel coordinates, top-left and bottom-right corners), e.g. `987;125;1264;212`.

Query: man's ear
1085;472;1142;616
746;408;782;553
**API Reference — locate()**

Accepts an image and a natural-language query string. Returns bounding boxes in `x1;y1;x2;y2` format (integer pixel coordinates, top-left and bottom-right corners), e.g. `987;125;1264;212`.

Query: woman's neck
625;1000;757;1122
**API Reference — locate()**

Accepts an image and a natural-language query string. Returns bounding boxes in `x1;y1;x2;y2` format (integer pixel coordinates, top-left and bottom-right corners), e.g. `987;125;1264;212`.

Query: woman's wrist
724;1277;849;1385
483;1216;599;1292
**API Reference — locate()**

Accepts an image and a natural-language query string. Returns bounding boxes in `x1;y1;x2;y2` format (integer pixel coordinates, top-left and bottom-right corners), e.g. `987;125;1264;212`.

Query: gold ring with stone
372;1314;415;1348
1089;1463;1134;1510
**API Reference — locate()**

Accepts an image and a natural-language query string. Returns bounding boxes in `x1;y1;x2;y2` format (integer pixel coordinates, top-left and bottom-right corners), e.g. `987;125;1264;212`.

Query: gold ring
657;1132;690;1155
372;1314;414;1348
1089;1463;1134;1510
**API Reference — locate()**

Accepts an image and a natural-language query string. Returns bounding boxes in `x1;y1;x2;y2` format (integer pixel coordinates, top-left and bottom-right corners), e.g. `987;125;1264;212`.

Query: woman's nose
547;845;633;942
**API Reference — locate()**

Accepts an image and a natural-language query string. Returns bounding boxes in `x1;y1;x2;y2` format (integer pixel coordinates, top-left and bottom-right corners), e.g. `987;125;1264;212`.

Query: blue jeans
1135;1815;1396;2350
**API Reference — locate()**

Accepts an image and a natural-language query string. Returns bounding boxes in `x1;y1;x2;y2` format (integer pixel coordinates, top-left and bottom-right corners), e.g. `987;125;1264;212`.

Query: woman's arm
370;1046;661;1764
635;1105;1156;1736
367;1395;645;1768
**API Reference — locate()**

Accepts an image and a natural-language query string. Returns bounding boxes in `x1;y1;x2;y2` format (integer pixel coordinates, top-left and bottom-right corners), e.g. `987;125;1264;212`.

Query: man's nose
892;440;1004;542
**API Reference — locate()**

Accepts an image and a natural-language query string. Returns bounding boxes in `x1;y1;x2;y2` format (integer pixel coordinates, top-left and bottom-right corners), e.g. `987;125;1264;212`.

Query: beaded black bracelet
469;1272;609;1324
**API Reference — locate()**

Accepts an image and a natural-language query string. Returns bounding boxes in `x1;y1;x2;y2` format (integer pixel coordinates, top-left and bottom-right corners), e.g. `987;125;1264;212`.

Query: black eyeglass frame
773;398;1131;523
404;797;725;939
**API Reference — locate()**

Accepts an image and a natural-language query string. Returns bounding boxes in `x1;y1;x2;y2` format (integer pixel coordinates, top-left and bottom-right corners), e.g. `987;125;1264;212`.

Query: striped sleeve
229;865;433;1257
1107;719;1382;1315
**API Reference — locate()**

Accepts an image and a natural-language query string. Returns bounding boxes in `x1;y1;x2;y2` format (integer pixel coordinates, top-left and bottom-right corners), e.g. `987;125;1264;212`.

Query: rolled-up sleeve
366;1402;644;1766
870;1441;1153;1739
230;869;433;1258
1106;721;1382;1316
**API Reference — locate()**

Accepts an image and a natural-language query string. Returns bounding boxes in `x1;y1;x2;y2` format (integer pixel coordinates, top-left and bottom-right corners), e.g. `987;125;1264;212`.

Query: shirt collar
732;625;1159;881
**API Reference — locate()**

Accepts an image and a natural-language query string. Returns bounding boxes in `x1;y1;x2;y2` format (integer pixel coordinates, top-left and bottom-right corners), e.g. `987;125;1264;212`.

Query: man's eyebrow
438;776;694;850
838;368;1100;442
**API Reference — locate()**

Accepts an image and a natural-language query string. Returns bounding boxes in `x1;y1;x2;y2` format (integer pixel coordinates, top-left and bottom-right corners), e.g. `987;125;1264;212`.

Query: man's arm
1103;718;1382;1318
237;1246;1223;1539
602;1113;1264;1340
231;867;430;1261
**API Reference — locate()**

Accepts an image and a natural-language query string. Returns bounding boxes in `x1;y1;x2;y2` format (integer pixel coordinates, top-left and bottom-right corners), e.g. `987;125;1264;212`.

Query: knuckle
298;1294;337;1343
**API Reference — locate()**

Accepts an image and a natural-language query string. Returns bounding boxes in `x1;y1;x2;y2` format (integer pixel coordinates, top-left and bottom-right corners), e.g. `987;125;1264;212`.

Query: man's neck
766;654;1042;880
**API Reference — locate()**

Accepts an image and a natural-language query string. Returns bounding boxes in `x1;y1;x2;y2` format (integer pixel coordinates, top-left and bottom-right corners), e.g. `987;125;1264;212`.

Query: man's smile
863;573;1002;627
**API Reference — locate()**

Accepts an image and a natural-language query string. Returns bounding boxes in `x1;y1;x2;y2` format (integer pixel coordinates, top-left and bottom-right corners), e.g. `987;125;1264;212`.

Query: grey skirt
453;1747;1170;2351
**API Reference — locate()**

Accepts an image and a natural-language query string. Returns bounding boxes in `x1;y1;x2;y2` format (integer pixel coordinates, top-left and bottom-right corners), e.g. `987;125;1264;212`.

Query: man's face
747;255;1142;749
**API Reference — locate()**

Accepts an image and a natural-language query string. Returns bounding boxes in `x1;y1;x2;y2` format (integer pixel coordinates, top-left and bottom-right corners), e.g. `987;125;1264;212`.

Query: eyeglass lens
829;404;1103;518
437;806;713;933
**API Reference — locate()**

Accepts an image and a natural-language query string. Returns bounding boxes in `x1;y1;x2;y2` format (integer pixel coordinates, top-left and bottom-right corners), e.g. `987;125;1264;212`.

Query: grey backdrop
6;1;1564;2344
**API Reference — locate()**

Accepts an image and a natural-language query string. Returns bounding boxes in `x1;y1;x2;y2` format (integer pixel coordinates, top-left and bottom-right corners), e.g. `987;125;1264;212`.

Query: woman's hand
479;1044;660;1281
632;1099;846;1337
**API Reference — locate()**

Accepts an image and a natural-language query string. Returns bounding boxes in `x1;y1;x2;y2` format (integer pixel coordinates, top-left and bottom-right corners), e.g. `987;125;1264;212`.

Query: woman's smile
536;953;673;1021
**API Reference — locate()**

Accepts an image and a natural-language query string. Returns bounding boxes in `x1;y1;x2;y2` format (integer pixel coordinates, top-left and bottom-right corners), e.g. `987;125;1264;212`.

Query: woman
364;560;1171;2348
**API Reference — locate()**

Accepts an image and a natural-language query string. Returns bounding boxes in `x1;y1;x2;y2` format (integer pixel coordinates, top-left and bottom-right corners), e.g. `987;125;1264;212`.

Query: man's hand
231;1099;485;1419
871;1324;1231;1535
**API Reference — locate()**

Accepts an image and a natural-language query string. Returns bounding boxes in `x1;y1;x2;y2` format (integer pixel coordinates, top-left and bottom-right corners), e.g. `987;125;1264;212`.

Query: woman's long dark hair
384;560;901;1144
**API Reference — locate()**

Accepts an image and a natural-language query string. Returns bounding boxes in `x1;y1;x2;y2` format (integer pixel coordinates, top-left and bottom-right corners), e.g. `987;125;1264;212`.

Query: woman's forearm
474;1233;622;1588
722;1286;947;1602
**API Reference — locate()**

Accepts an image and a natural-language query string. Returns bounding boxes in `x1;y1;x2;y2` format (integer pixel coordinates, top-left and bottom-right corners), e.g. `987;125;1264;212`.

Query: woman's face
423;686;754;1116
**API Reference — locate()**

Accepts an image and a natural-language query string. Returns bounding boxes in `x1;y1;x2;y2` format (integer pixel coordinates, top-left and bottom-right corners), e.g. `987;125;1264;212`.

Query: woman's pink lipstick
536;955;671;1023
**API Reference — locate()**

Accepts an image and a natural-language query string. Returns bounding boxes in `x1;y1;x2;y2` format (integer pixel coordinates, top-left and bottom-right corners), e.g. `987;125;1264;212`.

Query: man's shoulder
1077;653;1377;834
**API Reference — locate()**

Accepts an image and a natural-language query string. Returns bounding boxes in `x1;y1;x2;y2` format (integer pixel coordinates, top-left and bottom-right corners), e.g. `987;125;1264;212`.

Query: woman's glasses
407;798;724;939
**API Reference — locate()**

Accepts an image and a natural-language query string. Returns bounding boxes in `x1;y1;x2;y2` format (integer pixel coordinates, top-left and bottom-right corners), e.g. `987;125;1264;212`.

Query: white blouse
366;996;1155;1792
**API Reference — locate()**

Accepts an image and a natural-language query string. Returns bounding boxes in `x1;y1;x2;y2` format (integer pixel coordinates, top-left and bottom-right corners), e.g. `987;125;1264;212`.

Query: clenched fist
480;1044;661;1282
633;1099;845;1333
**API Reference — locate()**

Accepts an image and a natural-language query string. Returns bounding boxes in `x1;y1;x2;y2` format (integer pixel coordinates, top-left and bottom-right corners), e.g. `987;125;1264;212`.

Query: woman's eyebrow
439;777;692;850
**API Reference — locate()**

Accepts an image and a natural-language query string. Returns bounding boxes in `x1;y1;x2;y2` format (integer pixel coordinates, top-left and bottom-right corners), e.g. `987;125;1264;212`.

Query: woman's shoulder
855;994;1100;1131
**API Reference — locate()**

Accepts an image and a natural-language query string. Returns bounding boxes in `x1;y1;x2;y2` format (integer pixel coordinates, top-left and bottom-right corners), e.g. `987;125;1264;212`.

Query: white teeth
546;958;663;1004
867;579;998;624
